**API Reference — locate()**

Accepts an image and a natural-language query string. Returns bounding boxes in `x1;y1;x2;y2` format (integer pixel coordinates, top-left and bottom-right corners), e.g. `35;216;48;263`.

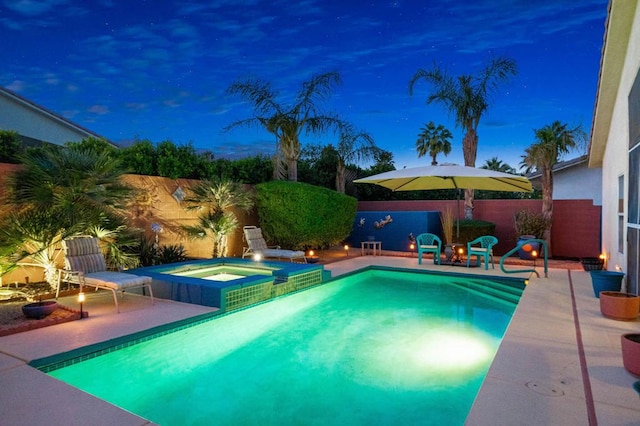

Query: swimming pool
44;268;524;425
128;257;326;312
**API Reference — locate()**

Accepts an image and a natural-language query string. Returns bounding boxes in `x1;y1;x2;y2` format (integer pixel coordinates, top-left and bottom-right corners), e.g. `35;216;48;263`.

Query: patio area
0;254;638;425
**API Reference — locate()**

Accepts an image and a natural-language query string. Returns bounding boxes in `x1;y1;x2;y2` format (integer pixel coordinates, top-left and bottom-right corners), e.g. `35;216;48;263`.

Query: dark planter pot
517;235;540;260
621;334;640;377
599;291;639;321
22;301;58;319
305;256;319;264
590;270;624;298
581;257;605;271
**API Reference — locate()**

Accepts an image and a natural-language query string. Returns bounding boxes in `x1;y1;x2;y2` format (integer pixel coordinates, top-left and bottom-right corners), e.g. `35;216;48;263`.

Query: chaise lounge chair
242;226;307;263
58;236;154;313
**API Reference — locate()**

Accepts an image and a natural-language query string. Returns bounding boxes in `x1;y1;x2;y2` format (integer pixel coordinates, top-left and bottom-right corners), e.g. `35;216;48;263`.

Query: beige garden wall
0;165;258;285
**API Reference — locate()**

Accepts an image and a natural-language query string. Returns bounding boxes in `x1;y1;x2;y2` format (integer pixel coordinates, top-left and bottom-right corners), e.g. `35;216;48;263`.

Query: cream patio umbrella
353;163;533;238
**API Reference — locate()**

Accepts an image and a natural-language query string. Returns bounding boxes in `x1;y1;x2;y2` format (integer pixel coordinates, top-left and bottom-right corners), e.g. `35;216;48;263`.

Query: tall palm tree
415;121;452;165
334;124;377;193
481;156;516;174
226;72;343;182
181;179;254;257
409;57;517;218
521;120;586;254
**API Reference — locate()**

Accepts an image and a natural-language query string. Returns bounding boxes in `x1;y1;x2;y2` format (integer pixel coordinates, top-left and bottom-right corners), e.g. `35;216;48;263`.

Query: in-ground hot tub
128;257;327;313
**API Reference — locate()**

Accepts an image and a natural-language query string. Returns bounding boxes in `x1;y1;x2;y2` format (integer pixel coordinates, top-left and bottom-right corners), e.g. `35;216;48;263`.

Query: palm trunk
286;158;298;182
541;166;554;257
462;129;478;220
336;162;346;193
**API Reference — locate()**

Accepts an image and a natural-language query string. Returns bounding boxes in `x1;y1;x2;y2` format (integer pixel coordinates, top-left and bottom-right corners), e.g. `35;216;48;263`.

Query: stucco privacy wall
358;199;601;258
0;164;257;284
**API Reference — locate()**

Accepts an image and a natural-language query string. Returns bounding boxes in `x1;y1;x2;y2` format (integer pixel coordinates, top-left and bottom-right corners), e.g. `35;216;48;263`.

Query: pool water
173;264;274;280
48;268;522;425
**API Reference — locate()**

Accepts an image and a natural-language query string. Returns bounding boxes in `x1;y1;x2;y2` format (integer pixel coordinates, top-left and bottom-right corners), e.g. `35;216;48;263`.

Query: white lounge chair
242;226;307;263
58;237;154;313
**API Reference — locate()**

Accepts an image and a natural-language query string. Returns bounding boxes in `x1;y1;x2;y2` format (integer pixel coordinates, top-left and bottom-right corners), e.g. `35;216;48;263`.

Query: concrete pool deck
0;256;638;425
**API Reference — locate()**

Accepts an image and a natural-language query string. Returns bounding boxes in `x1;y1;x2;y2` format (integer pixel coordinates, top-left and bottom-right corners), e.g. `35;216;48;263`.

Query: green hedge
255;181;357;249
454;220;496;245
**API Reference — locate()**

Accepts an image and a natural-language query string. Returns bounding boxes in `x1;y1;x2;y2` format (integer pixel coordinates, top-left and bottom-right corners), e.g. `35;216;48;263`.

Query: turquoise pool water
173;264;274;281
47;268;523;425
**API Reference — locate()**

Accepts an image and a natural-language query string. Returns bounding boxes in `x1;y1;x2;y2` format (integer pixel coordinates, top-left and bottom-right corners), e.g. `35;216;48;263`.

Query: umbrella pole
456;189;461;239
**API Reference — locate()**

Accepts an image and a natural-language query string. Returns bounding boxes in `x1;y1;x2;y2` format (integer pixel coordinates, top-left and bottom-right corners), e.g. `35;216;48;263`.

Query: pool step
449;278;524;305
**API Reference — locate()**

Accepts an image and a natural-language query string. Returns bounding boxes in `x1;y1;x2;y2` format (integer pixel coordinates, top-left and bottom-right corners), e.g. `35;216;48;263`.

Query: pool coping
1;256;639;425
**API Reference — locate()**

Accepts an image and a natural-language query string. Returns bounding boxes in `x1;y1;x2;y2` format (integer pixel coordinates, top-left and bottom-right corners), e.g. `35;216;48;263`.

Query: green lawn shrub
255;181;357;249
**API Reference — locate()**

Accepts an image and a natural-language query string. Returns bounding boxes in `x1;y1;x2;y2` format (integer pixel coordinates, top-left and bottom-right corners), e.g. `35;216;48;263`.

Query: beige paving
0;256;638;425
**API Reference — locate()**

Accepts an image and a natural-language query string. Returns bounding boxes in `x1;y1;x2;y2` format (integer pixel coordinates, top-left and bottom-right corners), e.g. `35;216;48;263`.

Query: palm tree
481;156;516;174
409;57;517;218
0;144;135;288
182;179;254;257
415;122;453;165
334;124;377;193
226;72;343;182
521;120;586;254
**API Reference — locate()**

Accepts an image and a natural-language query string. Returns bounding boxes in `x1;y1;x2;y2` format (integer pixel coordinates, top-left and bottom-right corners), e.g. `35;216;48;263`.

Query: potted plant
580;256;605;271
514;210;550;260
621;334;640;377
599;291;639;321
440;207;454;244
590;270;625;297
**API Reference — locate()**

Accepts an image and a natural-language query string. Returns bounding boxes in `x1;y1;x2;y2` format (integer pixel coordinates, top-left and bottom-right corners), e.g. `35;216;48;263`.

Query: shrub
514;209;550;238
255;181;357;249
157;244;188;264
455;220;496;246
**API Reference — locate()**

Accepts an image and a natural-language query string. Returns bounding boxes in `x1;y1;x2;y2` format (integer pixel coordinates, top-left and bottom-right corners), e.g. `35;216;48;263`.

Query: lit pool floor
48;269;519;425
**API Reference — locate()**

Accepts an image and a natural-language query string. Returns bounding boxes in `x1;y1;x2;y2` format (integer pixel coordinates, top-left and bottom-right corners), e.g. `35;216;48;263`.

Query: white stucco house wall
0;86;109;146
528;155;603;205
589;0;640;293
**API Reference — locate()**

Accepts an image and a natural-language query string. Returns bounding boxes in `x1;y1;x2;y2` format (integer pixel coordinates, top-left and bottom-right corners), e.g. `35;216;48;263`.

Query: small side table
361;241;382;256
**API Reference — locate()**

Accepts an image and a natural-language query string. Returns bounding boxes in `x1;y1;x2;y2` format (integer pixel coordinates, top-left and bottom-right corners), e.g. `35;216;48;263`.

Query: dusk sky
1;0;608;171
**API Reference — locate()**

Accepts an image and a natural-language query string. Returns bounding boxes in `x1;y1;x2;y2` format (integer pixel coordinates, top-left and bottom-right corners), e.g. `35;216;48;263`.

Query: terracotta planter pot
590;270;624;297
621;334;640;377
599;291;640;321
22;301;58;319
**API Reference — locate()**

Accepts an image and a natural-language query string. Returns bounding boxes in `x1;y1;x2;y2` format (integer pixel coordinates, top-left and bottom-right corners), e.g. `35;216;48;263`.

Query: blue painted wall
346;211;442;252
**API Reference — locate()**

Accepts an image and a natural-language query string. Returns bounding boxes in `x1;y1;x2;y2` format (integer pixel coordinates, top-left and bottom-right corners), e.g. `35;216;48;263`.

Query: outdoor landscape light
344;244;349;256
309;250;314;256
253;254;262;262
78;292;85;319
532;250;538;268
599;253;607;268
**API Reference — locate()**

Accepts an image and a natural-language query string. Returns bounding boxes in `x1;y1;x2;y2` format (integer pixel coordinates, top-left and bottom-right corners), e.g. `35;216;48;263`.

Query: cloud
88;104;109;115
6;80;25;92
3;0;69;16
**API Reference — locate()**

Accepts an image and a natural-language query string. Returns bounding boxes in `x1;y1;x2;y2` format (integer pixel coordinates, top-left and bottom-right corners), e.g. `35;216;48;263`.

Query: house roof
526;155;589;181
0;86;114;146
588;0;638;168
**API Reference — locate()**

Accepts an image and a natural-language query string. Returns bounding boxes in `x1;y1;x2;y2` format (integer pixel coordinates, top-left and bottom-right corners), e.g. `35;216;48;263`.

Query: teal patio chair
466;235;498;270
417;233;442;265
